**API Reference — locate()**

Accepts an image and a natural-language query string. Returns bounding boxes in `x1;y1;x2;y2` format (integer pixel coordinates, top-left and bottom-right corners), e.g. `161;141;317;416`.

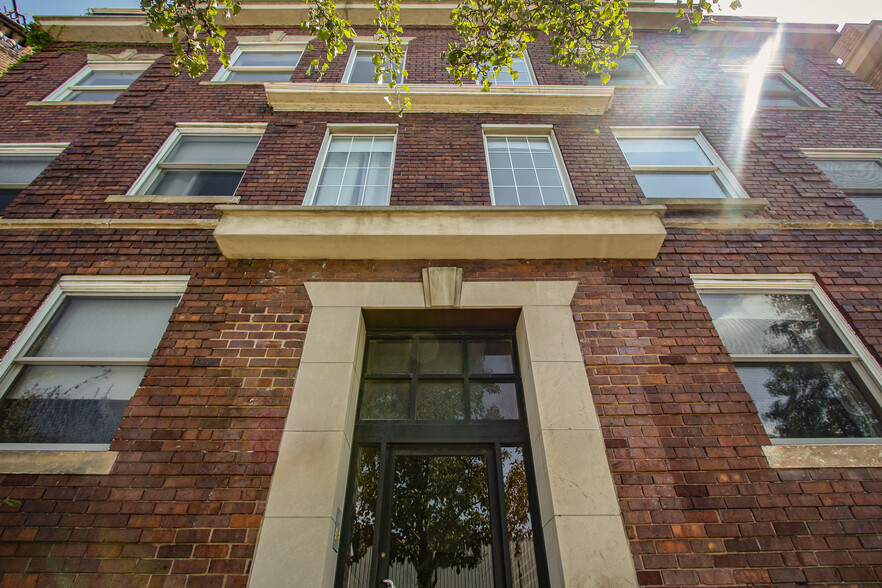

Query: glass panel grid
698;290;882;442
313;135;394;206
488;56;533;85
813;160;882;190
359;334;521;424
2;295;180;445
486;136;569;206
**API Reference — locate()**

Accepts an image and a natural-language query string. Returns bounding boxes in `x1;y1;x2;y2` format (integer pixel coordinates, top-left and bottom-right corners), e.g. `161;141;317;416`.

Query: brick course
0;21;881;587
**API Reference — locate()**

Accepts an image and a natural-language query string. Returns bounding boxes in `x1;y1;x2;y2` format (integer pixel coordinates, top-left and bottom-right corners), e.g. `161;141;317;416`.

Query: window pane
226;71;293;81
761;76;795;93
0;156;54;185
342;447;380;588
233;51;302;67
149;170;245;196
469;340;515;374
634;173;728;198
347;51;380;83
68;90;123;101
735;362;882;439
700;293;848;355
758;96;809;107
361;381;411;420
503;446;540;587
618;139;711;166
387;455;494;586
471;382;519;420
488;57;532;85
415;382;465;420
487;136;568;205
0;365;148;444
813;160;882;190
77;71;141;86
314;136;394;206
28;297;179;358
164;135;261;165
850;196;882;220
418;338;463;374
0;189;18;213
366;340;412;374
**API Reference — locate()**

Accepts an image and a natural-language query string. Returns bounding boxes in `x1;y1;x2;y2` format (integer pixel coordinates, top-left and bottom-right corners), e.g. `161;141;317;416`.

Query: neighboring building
0;11;26;73
0;2;881;587
832;21;882;92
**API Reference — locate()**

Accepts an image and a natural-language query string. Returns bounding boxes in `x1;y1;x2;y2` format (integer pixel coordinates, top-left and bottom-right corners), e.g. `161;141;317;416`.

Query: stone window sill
0;450;117;474
107;194;240;204
27;100;115;106
763;444;882;468
641;197;769;212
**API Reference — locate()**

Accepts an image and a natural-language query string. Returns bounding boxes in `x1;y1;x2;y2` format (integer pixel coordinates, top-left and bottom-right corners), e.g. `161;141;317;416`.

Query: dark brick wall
0;29;880;220
0;229;881;586
1;23;882;588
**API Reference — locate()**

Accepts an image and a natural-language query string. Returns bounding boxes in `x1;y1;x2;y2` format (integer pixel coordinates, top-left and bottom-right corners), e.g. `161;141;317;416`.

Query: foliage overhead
141;0;740;110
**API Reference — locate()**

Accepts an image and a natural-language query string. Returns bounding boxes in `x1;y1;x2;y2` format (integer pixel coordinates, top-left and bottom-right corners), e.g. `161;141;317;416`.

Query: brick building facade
0;2;881;587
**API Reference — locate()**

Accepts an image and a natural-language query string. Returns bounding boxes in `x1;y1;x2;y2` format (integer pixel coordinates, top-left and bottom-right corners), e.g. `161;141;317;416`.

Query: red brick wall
0;24;882;587
0;30;880;220
0;229;881;586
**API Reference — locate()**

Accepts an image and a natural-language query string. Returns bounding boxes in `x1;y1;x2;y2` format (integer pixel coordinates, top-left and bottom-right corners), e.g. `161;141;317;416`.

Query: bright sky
5;0;882;29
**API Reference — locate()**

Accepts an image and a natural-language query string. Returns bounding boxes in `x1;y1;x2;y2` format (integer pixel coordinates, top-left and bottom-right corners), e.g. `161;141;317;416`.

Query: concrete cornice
264;82;615;115
40;2;838;47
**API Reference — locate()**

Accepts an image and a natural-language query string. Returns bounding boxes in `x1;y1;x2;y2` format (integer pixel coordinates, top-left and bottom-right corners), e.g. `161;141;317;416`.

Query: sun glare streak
733;25;783;175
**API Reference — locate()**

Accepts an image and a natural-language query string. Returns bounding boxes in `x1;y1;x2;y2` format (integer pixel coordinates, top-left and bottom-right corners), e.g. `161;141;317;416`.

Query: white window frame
477;52;537;86
802;149;882;216
719;64;826;108
0;275;190;451
303;124;399;206
0;143;68;204
42;61;153;102
211;41;307;82
692;273;882;446
342;38;411;84
126;122;267;196
611;126;750;200
585;48;663;86
482;124;576;206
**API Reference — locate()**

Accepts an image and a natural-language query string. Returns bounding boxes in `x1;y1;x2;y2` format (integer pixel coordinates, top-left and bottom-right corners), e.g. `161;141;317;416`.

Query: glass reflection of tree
503;448;534;587
390;456;492;587
348;448;379;571
759;295;881;437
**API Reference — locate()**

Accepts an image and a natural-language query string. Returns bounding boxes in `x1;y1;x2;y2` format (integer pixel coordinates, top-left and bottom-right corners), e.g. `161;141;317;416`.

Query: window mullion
156;163;248;171
629;165;719;173
730;354;859;363
16;357;151;366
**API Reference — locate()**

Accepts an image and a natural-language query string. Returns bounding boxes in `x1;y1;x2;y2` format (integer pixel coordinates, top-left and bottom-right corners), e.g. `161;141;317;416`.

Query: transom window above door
338;331;548;588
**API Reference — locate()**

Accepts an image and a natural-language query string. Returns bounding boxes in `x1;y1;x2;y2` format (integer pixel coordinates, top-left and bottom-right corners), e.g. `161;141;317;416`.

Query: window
43;61;151;102
584;50;662;86
0;276;188;450
804;150;882;220
211;43;303;82
305;125;396;206
483;126;574;205
721;64;825;108
0;144;66;213
343;48;406;84
128;123;265;197
757;73;823;107
482;54;535;86
612;127;748;199
338;331;547;587
694;275;882;444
